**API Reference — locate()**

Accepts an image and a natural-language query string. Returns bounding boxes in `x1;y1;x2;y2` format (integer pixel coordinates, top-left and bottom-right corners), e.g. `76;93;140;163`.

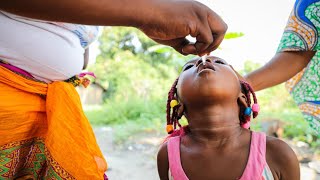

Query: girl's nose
195;57;211;66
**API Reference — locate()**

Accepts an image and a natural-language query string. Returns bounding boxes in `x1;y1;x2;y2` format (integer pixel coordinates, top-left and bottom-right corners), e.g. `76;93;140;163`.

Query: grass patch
84;98;166;143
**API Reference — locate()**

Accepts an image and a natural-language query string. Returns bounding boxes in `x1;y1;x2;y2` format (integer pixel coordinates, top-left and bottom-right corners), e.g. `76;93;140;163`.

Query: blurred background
79;0;320;179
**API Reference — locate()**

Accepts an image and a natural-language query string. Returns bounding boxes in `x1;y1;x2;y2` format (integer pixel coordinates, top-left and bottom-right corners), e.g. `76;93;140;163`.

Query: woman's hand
139;0;228;55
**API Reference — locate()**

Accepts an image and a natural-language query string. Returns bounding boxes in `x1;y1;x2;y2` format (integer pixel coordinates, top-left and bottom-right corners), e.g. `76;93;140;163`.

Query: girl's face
177;56;241;106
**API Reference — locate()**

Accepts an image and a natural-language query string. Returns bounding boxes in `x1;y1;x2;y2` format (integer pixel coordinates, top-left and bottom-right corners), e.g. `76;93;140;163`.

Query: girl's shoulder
157;136;181;167
265;136;300;179
157;136;178;162
265;136;295;160
157;140;169;162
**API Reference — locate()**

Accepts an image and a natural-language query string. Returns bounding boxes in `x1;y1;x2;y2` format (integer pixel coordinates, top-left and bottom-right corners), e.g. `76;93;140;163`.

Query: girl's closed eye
183;64;194;71
214;60;226;65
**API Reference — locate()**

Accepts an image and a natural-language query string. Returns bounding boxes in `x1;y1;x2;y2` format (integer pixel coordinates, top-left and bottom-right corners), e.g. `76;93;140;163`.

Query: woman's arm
245;51;315;91
1;0;150;26
157;142;170;180
0;0;227;55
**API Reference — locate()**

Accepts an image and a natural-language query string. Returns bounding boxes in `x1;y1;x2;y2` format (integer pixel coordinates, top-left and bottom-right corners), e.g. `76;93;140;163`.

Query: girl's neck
185;102;243;147
187;126;244;148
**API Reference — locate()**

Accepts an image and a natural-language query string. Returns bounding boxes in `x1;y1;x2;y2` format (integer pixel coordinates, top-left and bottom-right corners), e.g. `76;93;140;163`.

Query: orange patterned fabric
285;68;305;93
0;66;107;179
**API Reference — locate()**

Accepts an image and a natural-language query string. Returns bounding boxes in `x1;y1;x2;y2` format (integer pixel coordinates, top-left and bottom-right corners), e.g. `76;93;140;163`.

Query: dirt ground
94;127;320;180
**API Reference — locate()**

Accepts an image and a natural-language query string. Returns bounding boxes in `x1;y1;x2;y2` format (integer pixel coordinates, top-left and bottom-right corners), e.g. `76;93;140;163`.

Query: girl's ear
177;103;185;119
238;93;248;123
238;92;248;108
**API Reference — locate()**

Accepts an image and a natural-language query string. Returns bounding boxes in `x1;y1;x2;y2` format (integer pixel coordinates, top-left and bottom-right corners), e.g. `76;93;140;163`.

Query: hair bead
244;107;252;116
166;124;174;134
170;100;179;108
252;103;260;113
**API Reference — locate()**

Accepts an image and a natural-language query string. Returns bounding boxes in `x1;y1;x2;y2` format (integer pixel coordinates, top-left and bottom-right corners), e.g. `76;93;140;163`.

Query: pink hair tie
252;103;260;118
242;121;250;129
252;103;260;113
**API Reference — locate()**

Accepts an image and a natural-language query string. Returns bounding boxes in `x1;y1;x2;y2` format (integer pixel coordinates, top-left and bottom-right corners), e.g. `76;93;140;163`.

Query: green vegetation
85;27;318;148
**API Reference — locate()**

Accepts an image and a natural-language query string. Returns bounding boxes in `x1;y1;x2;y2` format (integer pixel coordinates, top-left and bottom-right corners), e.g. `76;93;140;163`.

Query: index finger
193;21;214;55
199;11;228;54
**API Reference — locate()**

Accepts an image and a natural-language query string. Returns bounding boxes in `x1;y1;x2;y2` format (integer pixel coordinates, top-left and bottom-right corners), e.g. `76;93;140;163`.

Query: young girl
157;56;300;180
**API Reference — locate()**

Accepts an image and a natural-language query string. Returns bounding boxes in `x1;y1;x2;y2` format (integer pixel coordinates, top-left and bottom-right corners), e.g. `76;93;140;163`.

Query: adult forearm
0;0;152;27
245;51;315;91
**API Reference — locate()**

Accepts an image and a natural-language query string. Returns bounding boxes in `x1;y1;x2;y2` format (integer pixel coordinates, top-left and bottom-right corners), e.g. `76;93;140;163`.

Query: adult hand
138;0;228;55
